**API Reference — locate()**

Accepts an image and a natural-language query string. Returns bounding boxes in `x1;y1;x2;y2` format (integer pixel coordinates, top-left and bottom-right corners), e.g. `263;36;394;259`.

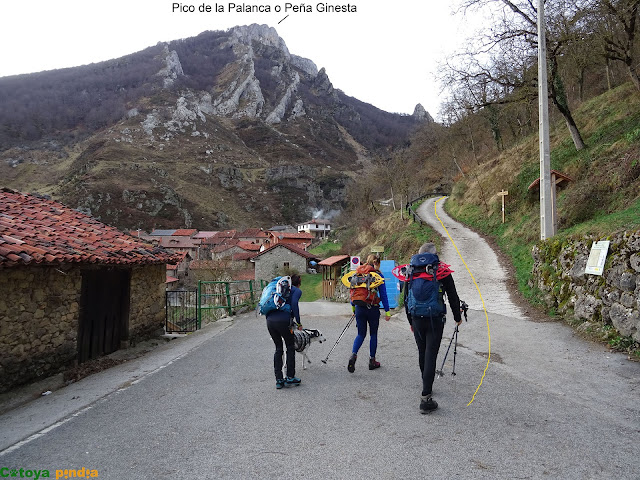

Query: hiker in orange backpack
347;254;391;373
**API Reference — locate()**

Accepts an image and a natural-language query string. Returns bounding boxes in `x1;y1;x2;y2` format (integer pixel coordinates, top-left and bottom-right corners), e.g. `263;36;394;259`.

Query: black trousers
266;312;295;380
412;315;445;396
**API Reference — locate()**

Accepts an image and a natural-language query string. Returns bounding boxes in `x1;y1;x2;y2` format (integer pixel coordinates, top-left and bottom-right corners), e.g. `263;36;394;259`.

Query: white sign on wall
585;240;610;276
350;256;360;270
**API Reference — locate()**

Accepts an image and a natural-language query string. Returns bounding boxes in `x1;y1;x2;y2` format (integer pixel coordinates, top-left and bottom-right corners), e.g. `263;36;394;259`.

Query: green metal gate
197;279;266;325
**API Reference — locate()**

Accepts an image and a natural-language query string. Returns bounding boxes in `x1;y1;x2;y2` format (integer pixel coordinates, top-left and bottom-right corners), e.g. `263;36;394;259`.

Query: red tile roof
236;241;262;251
0;189;181;268
238;228;268;238
318;255;350;266
252;243;319;260
172;229;197;237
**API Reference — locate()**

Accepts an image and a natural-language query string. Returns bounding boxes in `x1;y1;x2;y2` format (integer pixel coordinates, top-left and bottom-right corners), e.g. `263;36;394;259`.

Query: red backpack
349;264;381;306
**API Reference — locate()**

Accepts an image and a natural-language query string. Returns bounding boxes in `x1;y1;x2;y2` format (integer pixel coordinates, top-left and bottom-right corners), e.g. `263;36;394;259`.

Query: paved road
1;199;639;479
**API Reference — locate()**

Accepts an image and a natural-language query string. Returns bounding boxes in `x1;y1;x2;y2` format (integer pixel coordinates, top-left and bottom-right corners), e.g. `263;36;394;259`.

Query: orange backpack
349;264;381;306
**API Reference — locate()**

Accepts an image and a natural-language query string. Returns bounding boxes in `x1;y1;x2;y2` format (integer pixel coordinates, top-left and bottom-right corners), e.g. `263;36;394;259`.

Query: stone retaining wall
531;231;640;342
0;264;167;392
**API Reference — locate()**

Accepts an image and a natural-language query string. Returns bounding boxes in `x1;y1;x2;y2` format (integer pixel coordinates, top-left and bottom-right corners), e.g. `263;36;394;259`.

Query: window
283;262;290;269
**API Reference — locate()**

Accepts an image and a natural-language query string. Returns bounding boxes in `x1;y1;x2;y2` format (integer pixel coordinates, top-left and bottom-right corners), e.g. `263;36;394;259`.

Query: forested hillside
336;0;640;354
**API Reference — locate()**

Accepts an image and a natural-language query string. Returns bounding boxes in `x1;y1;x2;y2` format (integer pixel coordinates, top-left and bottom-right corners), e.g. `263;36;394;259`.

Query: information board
585;240;610;276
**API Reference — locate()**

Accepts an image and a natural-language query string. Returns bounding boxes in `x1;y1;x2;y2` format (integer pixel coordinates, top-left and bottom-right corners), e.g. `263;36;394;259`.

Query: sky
3;1;483;118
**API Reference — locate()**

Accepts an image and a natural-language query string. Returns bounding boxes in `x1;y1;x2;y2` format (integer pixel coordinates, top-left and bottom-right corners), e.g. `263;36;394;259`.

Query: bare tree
589;0;640;90
444;0;589;150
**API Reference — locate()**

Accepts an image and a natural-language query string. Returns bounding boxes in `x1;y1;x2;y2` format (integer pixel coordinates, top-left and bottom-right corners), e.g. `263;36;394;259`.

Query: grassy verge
300;273;323;302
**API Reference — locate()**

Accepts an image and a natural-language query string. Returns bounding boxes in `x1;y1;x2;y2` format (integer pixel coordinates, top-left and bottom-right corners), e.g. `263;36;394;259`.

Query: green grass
309;240;343;258
300;273;323;302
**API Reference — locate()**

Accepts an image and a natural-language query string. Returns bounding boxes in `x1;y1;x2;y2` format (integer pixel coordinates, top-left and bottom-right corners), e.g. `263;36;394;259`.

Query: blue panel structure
380;260;399;309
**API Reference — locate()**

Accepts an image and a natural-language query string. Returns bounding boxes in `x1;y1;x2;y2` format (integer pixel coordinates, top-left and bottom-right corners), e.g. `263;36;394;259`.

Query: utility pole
538;0;555;239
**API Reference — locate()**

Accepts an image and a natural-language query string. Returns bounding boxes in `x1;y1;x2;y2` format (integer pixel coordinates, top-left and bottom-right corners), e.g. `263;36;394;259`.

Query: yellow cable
434;197;491;406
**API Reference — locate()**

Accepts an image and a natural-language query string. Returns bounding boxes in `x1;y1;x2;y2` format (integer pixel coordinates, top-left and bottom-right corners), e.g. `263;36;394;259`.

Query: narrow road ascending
417;197;525;318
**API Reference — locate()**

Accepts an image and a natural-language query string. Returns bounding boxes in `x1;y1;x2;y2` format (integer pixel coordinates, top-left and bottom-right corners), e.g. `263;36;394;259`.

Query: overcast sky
3;1;484;118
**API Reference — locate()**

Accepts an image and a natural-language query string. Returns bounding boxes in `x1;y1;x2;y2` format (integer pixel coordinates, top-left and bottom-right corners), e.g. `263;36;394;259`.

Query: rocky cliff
0;24;428;231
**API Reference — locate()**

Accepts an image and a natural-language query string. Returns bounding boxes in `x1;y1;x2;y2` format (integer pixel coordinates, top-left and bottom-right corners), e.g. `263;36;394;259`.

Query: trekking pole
321;314;355;364
451;325;459;376
436;325;457;378
437;300;468;377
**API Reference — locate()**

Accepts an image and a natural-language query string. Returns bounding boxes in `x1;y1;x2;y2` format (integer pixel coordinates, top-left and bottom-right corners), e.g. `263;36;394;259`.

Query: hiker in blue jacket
266;274;303;389
406;243;462;413
348;254;391;373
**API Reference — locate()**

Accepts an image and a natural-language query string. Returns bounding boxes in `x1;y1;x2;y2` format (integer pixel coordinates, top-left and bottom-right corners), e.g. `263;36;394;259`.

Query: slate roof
0;189;180;268
149;229;176;236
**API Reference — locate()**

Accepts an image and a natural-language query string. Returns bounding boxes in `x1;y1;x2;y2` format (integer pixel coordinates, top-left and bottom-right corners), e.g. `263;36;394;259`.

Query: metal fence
197;279;266;325
165;290;198;333
166;279;267;333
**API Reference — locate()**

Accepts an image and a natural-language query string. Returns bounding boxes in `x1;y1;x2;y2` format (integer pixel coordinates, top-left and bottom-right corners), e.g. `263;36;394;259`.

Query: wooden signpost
498;190;508;223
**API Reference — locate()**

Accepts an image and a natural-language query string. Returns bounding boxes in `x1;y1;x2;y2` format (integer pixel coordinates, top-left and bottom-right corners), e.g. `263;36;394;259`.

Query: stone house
252;243;319;282
0;189;180;392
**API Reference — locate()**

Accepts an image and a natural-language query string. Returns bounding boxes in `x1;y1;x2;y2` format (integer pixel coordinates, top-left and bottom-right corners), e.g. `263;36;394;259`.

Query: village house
0;189;180;392
252;243;319;282
297;219;331;239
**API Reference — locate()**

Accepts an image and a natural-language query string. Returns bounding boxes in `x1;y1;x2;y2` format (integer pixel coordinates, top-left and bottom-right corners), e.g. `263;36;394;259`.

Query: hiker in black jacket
405;242;462;413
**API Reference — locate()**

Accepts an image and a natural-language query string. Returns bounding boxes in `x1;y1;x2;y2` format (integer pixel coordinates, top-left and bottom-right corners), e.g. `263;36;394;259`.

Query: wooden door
78;268;131;363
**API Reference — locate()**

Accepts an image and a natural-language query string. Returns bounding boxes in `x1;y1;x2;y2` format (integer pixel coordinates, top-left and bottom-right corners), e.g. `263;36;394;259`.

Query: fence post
249;280;255;304
197;281;202;329
225;282;233;316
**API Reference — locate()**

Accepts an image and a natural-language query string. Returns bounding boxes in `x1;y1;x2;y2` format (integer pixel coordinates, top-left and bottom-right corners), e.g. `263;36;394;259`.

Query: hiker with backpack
405;243;462;414
347;254;391;373
264;274;303;389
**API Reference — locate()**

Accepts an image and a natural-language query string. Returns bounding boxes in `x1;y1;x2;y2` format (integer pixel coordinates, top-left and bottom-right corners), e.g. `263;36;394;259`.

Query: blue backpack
405;253;446;319
258;276;292;316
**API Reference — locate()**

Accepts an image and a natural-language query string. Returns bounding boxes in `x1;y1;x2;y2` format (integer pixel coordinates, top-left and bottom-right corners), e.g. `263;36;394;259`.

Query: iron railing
197;279;265;325
165;290;198;333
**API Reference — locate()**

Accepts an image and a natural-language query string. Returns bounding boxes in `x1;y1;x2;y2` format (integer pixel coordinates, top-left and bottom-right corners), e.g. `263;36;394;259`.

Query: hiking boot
276;379;285;389
420;394;438;414
347;353;357;373
285;376;301;387
369;357;381;370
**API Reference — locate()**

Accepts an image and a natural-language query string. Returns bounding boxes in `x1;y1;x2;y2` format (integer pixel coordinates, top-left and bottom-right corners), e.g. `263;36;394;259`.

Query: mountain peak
412;103;434;123
229;24;290;54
